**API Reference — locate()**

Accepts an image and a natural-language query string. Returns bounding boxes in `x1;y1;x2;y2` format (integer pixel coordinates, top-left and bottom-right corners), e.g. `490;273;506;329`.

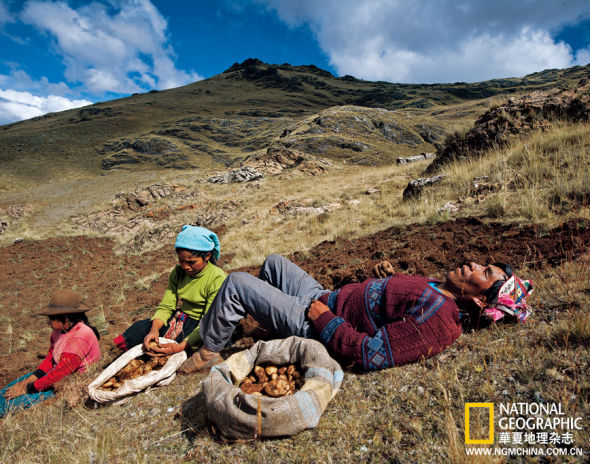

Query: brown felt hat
37;289;91;316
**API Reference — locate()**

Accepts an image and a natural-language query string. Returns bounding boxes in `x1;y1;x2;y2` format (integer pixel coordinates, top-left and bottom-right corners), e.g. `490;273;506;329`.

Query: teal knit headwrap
174;225;220;260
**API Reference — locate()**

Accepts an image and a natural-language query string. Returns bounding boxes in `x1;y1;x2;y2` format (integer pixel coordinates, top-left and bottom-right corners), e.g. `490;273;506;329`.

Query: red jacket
313;274;462;370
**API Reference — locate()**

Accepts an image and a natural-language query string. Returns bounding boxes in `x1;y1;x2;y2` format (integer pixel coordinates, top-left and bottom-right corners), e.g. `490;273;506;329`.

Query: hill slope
1;59;588;189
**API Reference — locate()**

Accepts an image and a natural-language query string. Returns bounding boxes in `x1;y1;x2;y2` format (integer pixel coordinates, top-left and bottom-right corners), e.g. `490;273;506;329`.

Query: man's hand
372;261;394;278
308;300;331;321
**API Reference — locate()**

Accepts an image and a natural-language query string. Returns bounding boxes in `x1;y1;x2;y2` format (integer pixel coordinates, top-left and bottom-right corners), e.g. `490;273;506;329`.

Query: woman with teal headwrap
113;225;226;356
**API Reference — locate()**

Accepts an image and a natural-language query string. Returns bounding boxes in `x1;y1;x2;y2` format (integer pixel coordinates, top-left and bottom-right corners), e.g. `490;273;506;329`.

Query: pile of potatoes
100;354;170;391
239;364;304;397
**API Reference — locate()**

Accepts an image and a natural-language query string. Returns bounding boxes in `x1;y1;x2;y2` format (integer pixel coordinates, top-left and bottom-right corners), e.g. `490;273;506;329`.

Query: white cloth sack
88;337;187;403
203;336;343;439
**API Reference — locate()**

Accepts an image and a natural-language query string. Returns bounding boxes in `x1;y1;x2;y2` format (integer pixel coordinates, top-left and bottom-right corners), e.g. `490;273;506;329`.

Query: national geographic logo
465;403;494;444
464;402;584;445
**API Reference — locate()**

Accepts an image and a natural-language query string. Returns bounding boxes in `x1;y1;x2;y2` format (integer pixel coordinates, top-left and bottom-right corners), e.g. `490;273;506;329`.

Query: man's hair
482;262;513;306
461;262;513;332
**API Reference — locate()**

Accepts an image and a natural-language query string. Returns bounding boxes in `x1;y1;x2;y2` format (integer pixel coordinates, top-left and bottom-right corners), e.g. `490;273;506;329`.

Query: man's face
445;262;507;305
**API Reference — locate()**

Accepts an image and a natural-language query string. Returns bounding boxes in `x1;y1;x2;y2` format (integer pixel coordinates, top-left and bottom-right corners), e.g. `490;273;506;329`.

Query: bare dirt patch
1;217;589;386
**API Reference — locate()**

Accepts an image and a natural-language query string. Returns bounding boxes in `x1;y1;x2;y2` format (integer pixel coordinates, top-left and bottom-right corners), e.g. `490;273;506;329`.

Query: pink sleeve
61;325;101;372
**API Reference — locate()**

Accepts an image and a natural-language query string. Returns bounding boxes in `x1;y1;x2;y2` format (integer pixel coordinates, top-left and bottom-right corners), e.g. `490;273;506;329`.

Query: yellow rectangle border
465;403;494;444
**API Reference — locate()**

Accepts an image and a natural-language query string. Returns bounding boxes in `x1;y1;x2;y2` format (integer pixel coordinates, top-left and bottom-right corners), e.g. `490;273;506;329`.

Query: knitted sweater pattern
314;274;462;370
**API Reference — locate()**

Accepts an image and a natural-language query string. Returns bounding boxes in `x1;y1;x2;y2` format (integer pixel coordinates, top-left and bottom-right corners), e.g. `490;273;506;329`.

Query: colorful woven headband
482;275;534;323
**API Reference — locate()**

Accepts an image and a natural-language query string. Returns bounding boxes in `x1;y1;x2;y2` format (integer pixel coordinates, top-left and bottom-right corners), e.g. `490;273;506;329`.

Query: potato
239;363;305;397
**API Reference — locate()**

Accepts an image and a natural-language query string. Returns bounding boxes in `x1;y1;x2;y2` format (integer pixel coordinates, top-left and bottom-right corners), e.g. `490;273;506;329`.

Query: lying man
179;254;533;373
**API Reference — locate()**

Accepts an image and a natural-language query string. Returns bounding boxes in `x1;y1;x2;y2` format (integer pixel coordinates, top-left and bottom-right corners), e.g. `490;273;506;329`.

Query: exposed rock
0;204;33;235
402;175;449;201
112;194;148;212
112;183;175;211
471;181;500;196
457;178;501;204
415;124;444;144
244;146;331;177
365;188;380;195
268;106;443;166
425;84;590;173
6;204;33;218
72;192;237;254
208;166;264;184
272;200;342;217
438;201;459;214
397;153;435;165
101;136;191;170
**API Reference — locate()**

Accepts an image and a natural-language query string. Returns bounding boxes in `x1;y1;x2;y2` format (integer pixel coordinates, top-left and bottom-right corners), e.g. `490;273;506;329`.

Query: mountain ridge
1;59;588;190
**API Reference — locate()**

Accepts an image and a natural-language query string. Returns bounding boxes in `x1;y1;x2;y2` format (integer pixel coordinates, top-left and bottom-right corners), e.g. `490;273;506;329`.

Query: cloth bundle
88;338;187;403
203;336;343;439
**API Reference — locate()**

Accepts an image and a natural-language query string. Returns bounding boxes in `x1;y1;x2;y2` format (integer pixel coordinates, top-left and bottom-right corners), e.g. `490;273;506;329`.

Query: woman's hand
307;300;331;321
143;320;164;351
148;341;187;356
4;380;30;399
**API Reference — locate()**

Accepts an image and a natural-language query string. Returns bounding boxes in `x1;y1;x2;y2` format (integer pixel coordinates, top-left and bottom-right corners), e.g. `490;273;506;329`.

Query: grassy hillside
0;62;589;462
1;60;588;190
0;122;588;463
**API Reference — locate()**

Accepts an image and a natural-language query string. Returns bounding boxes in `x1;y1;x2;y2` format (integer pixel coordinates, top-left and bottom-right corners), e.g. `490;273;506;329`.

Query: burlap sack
88;337;187;403
203;336;343;439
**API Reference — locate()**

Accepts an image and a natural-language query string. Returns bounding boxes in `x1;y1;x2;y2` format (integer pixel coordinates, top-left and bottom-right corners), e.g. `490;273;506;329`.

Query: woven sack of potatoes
203;336;343;439
87;337;187;403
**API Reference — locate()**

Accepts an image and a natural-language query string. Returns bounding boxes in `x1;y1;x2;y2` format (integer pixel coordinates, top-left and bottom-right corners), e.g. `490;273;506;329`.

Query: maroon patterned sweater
312;274;462;370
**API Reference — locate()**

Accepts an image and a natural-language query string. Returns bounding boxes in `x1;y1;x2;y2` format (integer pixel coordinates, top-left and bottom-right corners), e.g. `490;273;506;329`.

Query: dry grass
2;249;587;463
1;121;589;462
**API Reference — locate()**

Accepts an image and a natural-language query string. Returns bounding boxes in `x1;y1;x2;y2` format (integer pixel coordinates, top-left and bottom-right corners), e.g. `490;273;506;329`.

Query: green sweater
151;262;226;349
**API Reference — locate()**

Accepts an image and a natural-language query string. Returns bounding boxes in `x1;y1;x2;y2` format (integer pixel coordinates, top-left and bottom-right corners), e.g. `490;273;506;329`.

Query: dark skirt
121;311;199;350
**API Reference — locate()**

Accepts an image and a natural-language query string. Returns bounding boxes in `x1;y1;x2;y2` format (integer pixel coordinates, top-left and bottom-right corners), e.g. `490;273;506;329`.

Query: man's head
444;262;510;310
444;262;533;324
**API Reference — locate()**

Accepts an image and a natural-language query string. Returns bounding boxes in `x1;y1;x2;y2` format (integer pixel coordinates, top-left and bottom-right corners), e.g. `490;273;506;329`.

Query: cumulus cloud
19;0;201;94
260;0;590;83
574;47;590;65
0;88;92;125
0;1;13;25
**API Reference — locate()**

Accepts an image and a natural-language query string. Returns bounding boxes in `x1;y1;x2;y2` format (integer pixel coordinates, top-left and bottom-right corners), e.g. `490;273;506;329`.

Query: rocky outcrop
425;82;590;173
112;183;176;211
101;136;193;170
208;166;264;183
397;153;435;165
1;204;33;218
267;105;444;166
0;204;33;235
402;175;449;200
272;200;342;217
243;146;332;177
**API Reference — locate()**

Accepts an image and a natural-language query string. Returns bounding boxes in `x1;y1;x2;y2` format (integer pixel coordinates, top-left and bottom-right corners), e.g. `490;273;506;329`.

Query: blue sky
0;0;589;125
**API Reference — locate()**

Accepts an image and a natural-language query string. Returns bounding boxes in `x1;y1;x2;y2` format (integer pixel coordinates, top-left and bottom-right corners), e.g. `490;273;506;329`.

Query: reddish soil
1;217;589;387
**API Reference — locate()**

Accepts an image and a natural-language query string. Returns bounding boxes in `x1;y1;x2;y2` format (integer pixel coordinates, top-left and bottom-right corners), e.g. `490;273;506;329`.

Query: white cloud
0;67;73;96
0;1;13;25
260;0;590;83
20;0;201;94
0;88;92;125
574;48;590;65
